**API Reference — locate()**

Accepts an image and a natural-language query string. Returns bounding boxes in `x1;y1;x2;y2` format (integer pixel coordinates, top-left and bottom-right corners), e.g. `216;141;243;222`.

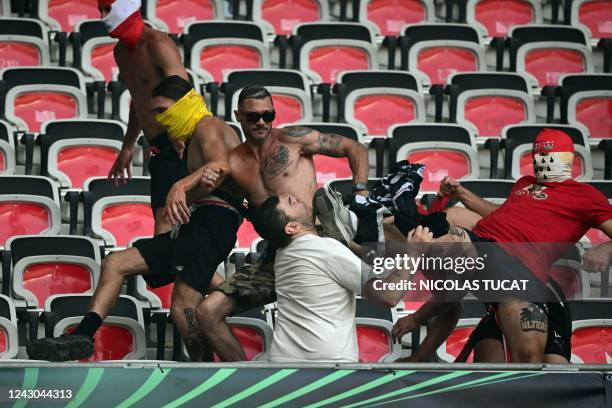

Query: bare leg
196;291;246;361
496;299;547;363
444;207;482;230
90;248;150;319
170;278;206;361
473;338;506;363
154;207;171;235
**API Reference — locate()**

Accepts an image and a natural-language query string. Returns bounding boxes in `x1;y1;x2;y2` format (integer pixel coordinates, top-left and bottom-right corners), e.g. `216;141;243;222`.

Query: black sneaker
26;334;94;361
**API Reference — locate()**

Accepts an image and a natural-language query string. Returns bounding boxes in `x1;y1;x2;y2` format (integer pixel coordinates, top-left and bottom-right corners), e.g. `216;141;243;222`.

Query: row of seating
6;0;611;39
0;248;609;364
2;18;609;84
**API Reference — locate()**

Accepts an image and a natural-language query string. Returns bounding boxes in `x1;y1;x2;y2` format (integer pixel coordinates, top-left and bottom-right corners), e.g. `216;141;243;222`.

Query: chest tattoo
263;145;293;179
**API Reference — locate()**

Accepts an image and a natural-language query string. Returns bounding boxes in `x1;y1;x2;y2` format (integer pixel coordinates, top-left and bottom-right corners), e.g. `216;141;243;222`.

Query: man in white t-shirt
254;193;429;362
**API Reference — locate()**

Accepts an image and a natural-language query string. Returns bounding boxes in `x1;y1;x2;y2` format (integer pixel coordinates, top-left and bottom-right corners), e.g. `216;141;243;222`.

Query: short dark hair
254;196;291;248
152;75;192;100
238;85;272;107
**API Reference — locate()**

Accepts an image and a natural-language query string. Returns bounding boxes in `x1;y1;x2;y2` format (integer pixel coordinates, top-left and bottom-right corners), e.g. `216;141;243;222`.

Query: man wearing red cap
406;128;612;363
98;0;190;235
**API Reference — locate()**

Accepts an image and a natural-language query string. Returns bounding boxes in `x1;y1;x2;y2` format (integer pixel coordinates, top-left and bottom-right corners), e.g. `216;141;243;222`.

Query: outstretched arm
439;177;499;218
280;126;370;195
583;219;612;273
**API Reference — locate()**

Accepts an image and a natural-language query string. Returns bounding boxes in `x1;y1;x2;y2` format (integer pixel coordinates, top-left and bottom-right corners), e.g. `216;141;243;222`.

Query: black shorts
133;204;241;294
148;132;189;212
471;300;572;361
464;229;549;302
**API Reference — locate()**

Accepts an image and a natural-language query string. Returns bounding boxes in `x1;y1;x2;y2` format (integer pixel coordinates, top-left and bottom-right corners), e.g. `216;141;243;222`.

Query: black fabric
464;229;549;302
472;301;571;361
147;132;188;211
134;205;240;294
72;312;103;338
350;160;449;240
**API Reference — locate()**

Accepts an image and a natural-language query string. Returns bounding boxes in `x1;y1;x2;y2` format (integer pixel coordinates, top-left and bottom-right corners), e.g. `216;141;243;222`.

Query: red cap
532;128;575;155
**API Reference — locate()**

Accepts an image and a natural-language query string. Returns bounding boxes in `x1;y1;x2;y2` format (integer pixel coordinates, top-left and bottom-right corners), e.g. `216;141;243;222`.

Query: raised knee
101;253;124;276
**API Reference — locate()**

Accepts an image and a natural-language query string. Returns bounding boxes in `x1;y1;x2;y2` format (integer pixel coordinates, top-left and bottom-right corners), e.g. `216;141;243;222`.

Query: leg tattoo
184;308;208;361
519;304;548;333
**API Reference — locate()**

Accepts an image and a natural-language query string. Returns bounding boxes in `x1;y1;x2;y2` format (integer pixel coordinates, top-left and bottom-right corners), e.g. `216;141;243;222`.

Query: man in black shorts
27;76;243;361
98;0;190;235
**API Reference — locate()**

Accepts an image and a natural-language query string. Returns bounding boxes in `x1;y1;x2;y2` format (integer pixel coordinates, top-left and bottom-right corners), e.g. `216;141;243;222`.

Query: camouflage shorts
215;260;276;314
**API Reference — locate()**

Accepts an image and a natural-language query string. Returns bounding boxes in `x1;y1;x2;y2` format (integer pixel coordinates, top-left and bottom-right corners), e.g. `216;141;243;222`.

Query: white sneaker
313;187;356;245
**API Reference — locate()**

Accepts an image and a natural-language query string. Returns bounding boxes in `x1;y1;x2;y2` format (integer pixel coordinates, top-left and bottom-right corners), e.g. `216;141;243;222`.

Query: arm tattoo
317;133;343;156
284;126;312;138
263;145;294;178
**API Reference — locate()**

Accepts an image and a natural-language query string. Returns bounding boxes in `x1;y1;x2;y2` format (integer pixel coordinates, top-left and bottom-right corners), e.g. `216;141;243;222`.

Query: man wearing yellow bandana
27;76;243;362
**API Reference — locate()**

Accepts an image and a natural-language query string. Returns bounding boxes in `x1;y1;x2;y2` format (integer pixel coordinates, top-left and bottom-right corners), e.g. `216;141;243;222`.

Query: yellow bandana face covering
155;89;212;141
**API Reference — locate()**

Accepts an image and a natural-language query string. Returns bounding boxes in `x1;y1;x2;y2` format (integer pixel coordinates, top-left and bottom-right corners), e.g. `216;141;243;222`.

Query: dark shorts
134;204;241;294
464;229;549;302
148;132;188;212
215;245;277;314
471;298;572;361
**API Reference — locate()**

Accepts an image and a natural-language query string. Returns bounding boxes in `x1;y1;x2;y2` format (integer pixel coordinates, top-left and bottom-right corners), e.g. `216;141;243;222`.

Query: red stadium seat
148;0;218;34
84;177;153;248
524;48;588;87
456;90;535;139
272;94;308;125
99;203;154;248
510;26;593;88
584;228;609;246
82;40;118;82
417;47;480;86
22;263;94;307
53;145;119;189
0;38;48;68
11;92;80;133
0;201;51;244
357;325;391;362
237;219;260;248
47;294;146;361
407;150;473;192
0;139;15;175
568;93;612;139
361;0;432;36
148;284;173;309
347;92;423;137
194;44;268;83
468;0;540;37
256;0;324;35
0;295;18;359
307;46;373;84
313;155;352;189
5;235;102;309
0;176;62;249
41;0;100;32
571;325;612;364
446;327;475;362
571;0;612;39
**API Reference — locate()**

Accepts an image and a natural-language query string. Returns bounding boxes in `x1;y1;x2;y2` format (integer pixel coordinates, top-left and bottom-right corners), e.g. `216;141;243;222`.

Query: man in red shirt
426;128;612;363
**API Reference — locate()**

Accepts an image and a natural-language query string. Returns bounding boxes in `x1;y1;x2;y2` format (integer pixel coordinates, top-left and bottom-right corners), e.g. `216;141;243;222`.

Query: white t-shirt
268;234;373;363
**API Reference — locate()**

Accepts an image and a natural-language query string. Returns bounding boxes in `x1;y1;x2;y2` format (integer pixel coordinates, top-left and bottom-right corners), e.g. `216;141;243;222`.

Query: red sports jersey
473;176;612;281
